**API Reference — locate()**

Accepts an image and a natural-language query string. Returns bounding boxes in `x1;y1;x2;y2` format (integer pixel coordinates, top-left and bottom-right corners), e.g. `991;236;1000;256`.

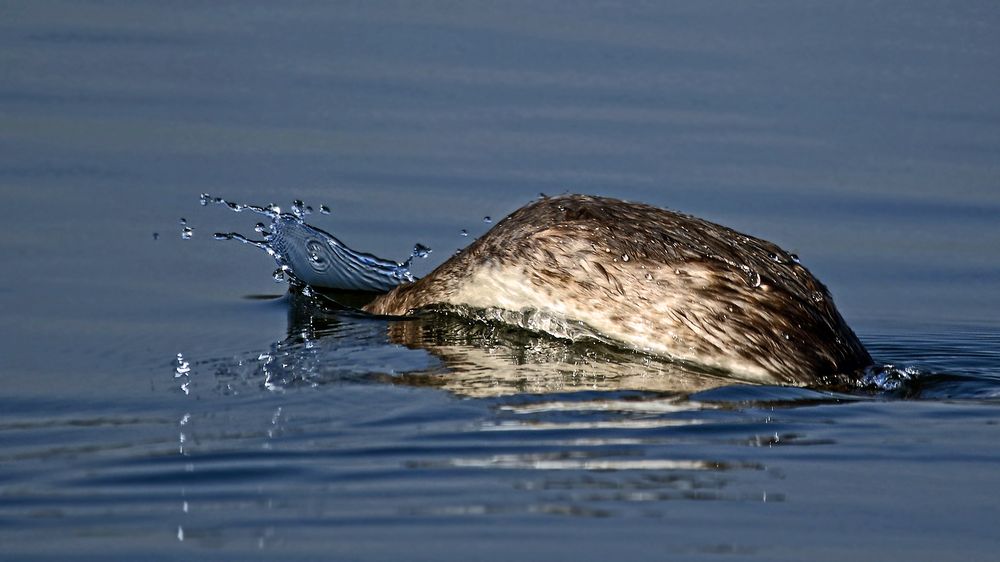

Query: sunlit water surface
3;2;1000;561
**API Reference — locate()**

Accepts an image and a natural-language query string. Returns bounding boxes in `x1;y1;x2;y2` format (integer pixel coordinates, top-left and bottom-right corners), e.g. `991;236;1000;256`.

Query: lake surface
2;2;999;560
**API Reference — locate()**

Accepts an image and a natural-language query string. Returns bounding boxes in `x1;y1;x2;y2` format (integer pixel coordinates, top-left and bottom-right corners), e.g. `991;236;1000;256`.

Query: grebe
270;194;872;385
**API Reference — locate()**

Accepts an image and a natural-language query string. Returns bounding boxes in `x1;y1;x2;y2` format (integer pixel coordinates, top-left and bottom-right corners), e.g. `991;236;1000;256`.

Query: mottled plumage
364;194;871;384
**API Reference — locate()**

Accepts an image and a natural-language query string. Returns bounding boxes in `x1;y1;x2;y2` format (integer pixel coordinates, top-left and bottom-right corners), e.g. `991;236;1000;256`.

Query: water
3;1;1000;560
205;193;432;292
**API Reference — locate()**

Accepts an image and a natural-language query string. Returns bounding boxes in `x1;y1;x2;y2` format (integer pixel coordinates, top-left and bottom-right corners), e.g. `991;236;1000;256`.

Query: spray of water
203;194;430;293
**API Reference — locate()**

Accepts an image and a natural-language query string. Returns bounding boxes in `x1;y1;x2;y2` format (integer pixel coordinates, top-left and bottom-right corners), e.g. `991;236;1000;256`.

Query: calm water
3;2;1000;560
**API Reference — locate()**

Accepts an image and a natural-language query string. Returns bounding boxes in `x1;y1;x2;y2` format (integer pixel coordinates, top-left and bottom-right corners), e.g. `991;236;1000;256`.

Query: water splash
854;364;923;392
203;194;429;293
291;200;312;218
173;352;192;395
406;243;433;266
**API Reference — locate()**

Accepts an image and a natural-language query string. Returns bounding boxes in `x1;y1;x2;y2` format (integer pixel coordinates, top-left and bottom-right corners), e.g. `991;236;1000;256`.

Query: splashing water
173;352;192;395
856;364;922;392
204;194;430;293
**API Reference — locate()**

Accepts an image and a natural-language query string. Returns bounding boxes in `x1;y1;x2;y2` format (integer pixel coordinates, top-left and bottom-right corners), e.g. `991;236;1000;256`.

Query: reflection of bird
278;195;871;385
382;313;730;397
279;292;730;397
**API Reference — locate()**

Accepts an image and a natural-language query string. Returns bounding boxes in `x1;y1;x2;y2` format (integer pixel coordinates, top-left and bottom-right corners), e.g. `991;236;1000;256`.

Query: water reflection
204;291;736;398
184;293;783;516
160;290;1000;546
196;290;1000;405
383;310;734;397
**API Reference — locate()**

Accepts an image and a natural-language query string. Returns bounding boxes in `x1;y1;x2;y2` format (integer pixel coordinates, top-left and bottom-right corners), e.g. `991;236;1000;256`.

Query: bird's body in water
358;195;871;384
257;193;870;384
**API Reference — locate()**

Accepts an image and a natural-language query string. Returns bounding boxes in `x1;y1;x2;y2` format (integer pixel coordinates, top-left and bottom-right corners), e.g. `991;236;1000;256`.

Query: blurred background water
2;1;999;560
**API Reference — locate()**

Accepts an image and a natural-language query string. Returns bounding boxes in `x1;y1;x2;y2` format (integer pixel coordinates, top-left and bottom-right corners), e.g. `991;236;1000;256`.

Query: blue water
2;2;1000;560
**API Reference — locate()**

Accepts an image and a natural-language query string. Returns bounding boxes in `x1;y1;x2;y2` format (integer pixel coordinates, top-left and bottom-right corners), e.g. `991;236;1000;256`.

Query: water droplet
305;240;328;269
769;252;783;263
291;200;306;217
254;222;268;233
644;272;653;281
621;254;630;262
319;205;331;215
460;229;468;237
411;243;432;259
810;291;825;303
179;218;187;225
181;226;193;240
790;253;800;263
273;267;289;283
213;232;232;240
200;193;211;206
174;353;191;377
739;264;761;288
152;232;159;240
483;216;492;223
